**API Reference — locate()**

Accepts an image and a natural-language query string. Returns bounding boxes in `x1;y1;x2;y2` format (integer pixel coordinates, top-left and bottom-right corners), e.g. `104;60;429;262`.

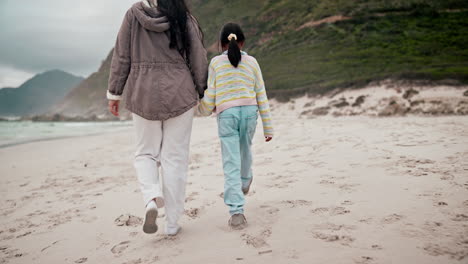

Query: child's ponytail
227;34;241;67
220;23;246;68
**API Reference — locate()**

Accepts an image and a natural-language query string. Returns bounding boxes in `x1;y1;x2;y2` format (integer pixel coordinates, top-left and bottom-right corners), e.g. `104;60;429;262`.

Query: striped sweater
198;51;274;137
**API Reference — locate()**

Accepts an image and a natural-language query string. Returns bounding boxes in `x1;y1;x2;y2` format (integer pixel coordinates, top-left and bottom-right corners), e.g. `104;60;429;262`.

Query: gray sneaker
143;201;158;234
242;177;253;195
229;214;247;230
142;197;164;234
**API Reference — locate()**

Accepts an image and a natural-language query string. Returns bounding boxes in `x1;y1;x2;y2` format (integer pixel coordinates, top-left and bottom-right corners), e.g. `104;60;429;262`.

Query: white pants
133;108;194;228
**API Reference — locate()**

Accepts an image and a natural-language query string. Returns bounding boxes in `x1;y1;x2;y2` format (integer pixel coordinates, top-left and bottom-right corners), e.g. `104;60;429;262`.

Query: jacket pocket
160;66;197;110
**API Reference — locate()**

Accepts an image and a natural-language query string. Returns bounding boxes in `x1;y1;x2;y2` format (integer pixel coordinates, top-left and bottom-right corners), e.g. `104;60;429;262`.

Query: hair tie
227;33;237;41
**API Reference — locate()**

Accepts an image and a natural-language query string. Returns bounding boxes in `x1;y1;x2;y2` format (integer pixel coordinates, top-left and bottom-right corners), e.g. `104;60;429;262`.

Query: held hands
108;100;120;117
109;99;272;143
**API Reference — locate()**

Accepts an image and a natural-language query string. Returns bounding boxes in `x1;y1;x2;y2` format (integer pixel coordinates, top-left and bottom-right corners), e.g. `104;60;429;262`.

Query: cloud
0;65;35;88
0;0;138;87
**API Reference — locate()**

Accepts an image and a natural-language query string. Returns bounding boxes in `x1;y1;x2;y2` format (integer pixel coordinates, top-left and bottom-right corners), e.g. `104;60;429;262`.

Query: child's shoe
229;214;247;230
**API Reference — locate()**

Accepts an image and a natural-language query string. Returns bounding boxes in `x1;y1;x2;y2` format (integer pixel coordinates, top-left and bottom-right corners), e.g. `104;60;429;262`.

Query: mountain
51;0;468;118
50;52;125;119
0;70;84;116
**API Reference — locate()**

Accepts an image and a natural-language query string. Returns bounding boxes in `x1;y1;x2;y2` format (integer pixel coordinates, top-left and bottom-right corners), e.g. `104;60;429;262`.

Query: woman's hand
265;136;273;142
108;100;120;117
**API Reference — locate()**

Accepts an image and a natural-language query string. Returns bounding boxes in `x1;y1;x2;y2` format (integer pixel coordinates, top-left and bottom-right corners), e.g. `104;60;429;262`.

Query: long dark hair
220;23;245;68
156;0;204;66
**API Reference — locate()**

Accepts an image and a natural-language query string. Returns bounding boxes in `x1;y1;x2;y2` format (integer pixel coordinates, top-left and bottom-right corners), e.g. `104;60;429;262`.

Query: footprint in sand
265;174;298;189
74;257;88;263
451;214;468;222
47;207;86;229
354;256;375;264
381;214;404;224
1;247;25;261
434;201;448;207
280;200;313;208
259;204;280;215
240;205;279;249
310;206;351;216
311;232;354;245
371;244;383;250
310;207;329;214
330;207;351;216
114;214;143;227
185;192;199;202
122;259;143;264
184;208;201;219
15;231;32;238
153;234;179;244
111;241;130;255
319;180;335;185
423;243;467;261
19;182;29;187
314;222;355;231
241;233;269;248
241;228;272;249
338;183;359;192
318;180;358;193
311;221;357;246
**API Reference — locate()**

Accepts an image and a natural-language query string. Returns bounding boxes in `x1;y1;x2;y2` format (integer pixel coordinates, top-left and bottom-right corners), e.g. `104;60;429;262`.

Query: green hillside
192;0;468;99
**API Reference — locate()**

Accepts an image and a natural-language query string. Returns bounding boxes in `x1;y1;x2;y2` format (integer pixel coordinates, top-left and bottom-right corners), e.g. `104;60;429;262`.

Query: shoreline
1;114;466;150
0;121;132;149
1;114;468;150
0;130;128;149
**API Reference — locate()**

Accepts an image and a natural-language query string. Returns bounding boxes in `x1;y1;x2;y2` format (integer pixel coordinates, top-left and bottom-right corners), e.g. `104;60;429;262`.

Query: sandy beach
1;106;468;263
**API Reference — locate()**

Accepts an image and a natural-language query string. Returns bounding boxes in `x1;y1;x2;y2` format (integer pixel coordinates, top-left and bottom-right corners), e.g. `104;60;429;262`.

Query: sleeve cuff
107;90;122;100
264;130;274;137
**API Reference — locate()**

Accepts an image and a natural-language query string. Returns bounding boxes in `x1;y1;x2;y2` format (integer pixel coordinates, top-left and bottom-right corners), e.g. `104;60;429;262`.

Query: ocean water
0;121;133;148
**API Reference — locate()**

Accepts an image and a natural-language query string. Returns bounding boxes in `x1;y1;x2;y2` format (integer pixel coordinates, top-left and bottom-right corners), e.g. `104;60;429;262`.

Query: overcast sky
0;0;138;87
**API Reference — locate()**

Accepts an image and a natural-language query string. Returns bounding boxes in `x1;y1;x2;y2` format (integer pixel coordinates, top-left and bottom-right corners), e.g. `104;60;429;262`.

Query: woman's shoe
229;214;247;230
166;225;182;236
143;200;158;234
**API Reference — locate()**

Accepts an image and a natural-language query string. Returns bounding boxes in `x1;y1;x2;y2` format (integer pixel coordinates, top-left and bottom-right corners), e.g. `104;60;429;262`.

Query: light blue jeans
217;105;258;215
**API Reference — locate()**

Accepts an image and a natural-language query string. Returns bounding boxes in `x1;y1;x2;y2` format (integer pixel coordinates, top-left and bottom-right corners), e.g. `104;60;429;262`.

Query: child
198;23;273;229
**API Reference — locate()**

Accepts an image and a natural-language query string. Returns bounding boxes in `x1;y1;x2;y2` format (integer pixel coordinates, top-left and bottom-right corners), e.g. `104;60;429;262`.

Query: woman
106;0;207;236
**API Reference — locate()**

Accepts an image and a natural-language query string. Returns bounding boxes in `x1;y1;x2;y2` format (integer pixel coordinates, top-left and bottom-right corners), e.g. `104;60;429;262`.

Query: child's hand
265;136;273;142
